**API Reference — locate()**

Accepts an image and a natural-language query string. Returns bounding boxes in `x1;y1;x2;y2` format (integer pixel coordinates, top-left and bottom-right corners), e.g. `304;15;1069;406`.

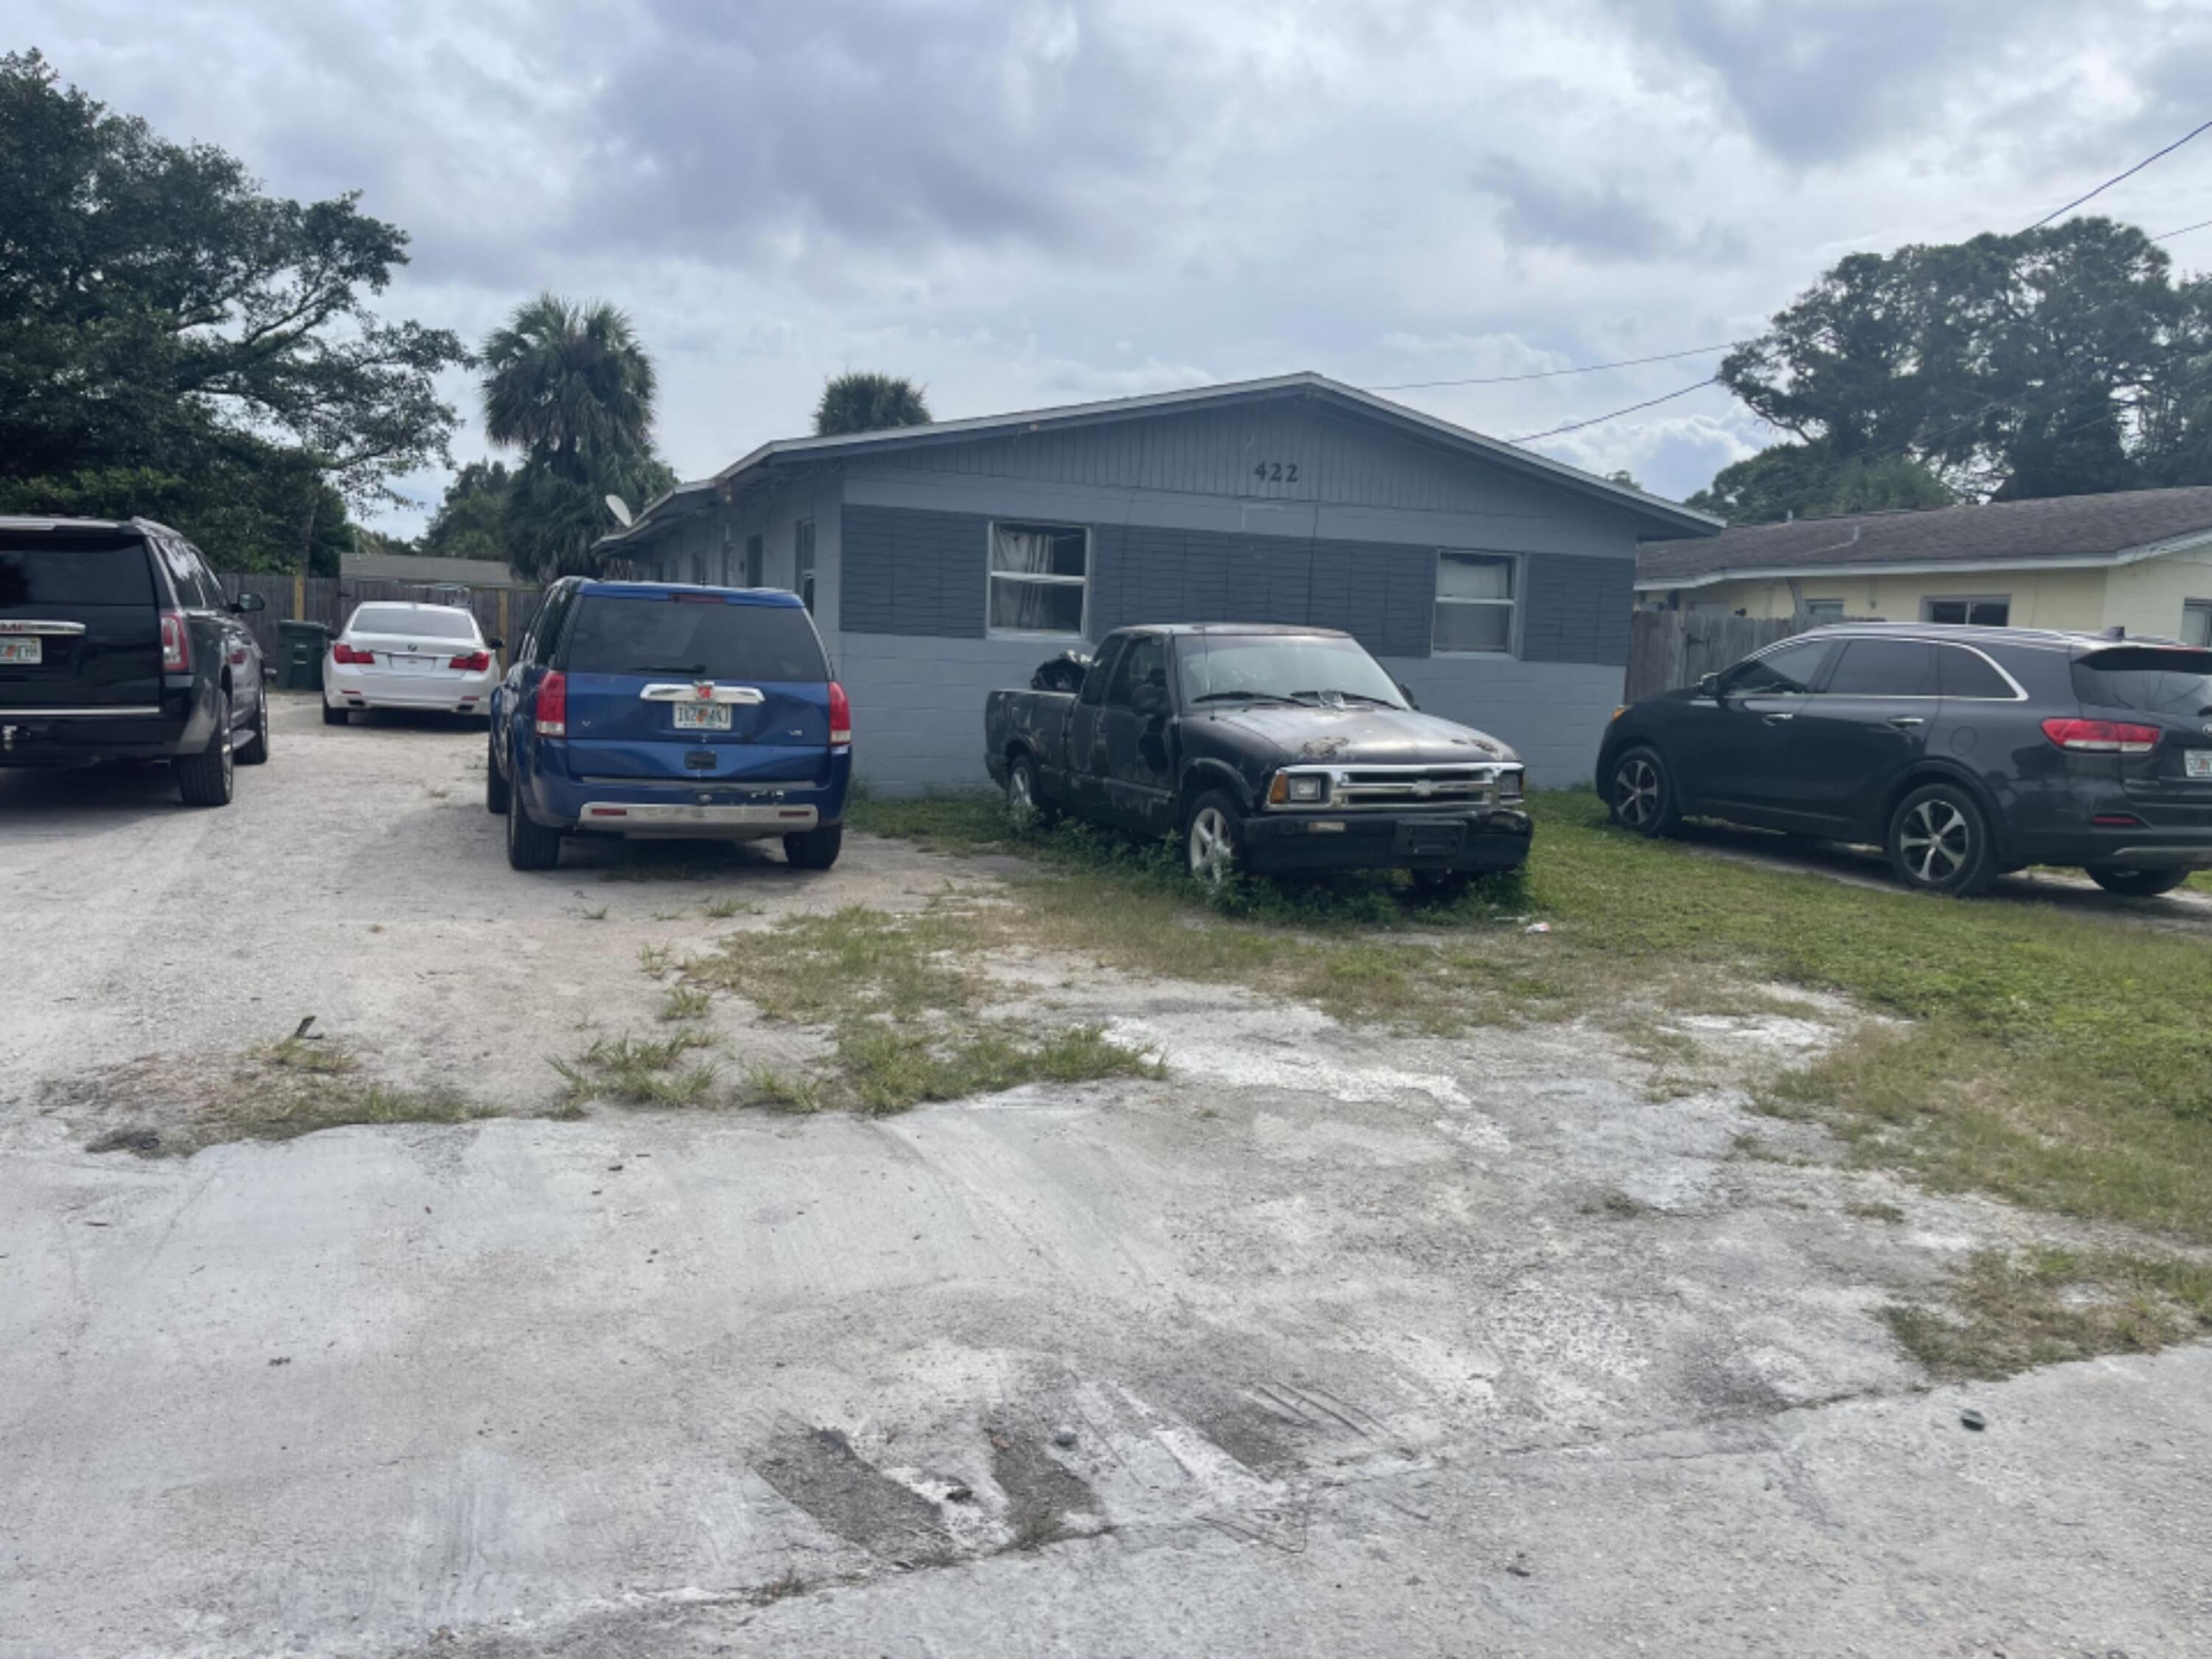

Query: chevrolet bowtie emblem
1413;777;1436;796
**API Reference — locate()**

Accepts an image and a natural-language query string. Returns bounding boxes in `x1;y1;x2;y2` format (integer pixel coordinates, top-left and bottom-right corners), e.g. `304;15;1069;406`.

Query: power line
2153;214;2212;241
1368;343;1736;392
2023;116;2212;232
1509;377;1722;443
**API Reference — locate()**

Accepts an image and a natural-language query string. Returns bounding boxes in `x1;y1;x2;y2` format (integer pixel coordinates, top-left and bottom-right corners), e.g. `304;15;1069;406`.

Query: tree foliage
479;295;674;581
417;460;512;563
1687;442;1955;525
814;371;932;436
1711;218;2212;517
0;50;466;568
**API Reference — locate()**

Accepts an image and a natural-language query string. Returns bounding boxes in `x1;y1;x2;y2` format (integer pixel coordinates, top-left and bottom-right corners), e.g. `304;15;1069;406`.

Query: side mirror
233;591;267;613
487;637;506;652
1396;681;1419;710
1130;681;1169;718
1697;672;1722;698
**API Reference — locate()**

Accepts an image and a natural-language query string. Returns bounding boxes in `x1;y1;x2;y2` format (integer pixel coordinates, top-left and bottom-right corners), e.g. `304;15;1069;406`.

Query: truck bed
984;686;1074;786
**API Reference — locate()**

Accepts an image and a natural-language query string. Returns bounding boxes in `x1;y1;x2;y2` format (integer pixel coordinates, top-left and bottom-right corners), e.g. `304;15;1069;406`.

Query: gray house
597;373;1719;790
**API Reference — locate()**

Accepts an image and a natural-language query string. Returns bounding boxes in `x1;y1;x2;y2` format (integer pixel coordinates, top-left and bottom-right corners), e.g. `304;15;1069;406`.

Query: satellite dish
604;494;634;528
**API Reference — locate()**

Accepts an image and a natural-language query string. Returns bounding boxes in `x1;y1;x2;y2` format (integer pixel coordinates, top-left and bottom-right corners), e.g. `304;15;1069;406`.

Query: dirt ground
3;694;2209;1658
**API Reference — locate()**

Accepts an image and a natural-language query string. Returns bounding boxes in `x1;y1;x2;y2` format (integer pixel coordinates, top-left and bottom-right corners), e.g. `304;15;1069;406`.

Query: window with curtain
1432;552;1516;654
1922;596;2009;627
2183;599;2211;648
989;521;1088;635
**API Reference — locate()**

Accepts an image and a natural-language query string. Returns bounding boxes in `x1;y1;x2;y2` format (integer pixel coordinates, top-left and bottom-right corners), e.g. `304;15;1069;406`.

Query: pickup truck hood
1201;704;1520;765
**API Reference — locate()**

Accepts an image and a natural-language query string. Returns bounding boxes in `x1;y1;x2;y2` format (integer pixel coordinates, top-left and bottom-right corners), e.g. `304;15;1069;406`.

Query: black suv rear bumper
0;694;215;765
1243;807;1533;874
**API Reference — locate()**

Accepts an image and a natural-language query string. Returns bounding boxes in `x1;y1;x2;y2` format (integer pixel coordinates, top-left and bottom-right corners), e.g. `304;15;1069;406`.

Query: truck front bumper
1242;807;1533;875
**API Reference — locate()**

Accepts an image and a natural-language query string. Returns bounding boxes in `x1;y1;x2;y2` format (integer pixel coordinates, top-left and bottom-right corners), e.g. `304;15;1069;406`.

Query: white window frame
1921;594;2011;627
986;520;1090;639
1432;551;1520;657
1801;597;1846;622
2183;599;2212;648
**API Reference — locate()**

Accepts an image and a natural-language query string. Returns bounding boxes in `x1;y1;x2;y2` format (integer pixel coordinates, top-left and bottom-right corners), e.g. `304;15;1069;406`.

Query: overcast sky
20;0;2212;532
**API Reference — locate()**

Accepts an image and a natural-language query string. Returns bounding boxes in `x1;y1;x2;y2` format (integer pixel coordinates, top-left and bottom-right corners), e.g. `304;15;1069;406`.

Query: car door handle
1763;712;1795;725
1888;715;1926;730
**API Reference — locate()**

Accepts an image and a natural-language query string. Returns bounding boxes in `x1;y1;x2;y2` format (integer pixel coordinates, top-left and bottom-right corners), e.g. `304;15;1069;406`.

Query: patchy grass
552;1029;717;1107
702;894;761;919
1885;1248;2212;1380
253;1035;361;1077
636;942;677;980
206;1081;500;1145
659;985;712;1022
1846;1200;1907;1225
681;905;1163;1115
855;787;2212;1245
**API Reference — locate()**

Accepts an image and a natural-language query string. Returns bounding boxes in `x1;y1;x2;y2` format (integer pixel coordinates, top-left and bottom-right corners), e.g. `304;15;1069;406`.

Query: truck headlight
1268;771;1329;805
1498;769;1524;802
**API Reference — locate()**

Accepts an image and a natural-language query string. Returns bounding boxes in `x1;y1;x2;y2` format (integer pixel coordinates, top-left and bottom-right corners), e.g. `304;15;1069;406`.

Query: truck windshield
1178;634;1406;709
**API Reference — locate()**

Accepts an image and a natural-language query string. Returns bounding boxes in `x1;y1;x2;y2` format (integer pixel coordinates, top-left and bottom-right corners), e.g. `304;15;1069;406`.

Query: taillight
450;650;492;672
2042;717;2160;755
828;681;851;746
331;641;376;665
535;670;567;737
159;611;189;672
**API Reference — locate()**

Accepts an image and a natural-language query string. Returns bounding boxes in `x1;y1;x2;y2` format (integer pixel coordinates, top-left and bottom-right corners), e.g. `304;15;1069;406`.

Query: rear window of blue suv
564;593;829;681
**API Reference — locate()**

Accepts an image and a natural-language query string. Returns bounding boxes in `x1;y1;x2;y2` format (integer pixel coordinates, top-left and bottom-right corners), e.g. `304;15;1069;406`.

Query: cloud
14;0;2211;535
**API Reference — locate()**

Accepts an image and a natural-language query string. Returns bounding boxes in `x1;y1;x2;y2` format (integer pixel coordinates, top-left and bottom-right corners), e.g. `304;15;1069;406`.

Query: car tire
1885;782;1996;897
2084;864;2191;898
1004;751;1057;830
1607;745;1680;838
505;784;562;872
784;823;844;871
1185;789;1243;886
175;692;235;808
236;689;271;765
322;702;348;726
484;728;511;815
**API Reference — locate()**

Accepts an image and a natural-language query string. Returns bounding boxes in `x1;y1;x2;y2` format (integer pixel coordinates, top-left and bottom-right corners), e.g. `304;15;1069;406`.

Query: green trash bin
276;620;330;692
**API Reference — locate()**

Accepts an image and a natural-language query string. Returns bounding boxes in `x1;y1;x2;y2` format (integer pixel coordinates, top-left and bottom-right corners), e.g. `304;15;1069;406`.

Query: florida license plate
674;703;732;731
2187;751;2212;779
0;639;42;665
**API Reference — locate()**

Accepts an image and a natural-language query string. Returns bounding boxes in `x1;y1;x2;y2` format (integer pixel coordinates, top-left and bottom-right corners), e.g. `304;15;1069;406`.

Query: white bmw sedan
323;602;501;725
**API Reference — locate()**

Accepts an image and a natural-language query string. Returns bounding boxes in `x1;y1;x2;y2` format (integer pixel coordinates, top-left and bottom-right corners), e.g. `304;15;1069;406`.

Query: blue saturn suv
487;578;852;872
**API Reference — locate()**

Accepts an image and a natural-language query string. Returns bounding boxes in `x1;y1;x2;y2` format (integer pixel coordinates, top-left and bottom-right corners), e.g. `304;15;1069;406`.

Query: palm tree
483;295;659;467
479;295;672;580
814;372;932;436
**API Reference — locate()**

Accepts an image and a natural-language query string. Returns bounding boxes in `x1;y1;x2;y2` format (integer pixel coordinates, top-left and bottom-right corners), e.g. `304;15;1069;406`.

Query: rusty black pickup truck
984;624;1531;888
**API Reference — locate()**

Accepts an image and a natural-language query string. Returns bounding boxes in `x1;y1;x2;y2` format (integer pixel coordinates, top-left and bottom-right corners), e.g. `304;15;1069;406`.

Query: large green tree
1713;218;2211;513
1687;442;1955;525
417;460;513;562
0;50;466;569
813;371;931;436
479;294;674;580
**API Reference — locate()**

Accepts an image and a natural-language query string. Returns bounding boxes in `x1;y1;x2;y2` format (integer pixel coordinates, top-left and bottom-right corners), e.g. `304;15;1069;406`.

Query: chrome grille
1276;762;1519;811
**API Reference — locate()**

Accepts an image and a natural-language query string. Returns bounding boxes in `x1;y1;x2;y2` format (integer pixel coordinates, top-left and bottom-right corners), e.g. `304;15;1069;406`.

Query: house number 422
1252;461;1300;483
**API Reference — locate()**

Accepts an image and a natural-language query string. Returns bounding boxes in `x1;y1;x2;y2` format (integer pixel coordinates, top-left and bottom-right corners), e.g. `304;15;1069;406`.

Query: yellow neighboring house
1636;485;2212;647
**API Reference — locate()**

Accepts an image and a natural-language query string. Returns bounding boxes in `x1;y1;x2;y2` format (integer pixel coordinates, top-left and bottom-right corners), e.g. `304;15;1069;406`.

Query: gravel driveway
3;695;2208;1657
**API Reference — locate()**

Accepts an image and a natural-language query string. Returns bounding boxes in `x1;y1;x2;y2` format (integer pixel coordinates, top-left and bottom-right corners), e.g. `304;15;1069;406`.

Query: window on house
2183;600;2212;648
1433;552;1516;653
745;533;764;588
989;521;1088;634
1801;598;1846;622
794;519;815;613
1923;597;2010;627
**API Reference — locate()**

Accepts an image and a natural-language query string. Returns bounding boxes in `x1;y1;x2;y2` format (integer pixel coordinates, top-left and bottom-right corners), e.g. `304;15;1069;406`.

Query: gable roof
1637;485;2212;591
340;552;535;588
600;371;1722;551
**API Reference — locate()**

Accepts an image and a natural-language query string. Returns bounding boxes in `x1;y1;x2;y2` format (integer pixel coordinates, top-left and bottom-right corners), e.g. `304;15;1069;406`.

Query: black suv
0;517;270;806
1598;623;2212;897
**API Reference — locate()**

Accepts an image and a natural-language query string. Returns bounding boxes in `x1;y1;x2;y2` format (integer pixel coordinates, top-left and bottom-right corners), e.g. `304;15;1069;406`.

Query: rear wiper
630;664;709;676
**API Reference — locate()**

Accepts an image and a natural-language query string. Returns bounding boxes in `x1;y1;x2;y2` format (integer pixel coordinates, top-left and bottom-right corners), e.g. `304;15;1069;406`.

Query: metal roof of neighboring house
1636;485;2212;591
598;372;1722;552
339;552;533;588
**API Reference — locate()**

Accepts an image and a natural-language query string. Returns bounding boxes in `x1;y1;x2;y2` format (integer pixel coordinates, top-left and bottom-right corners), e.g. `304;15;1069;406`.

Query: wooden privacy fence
212;573;546;668
1624;610;1813;702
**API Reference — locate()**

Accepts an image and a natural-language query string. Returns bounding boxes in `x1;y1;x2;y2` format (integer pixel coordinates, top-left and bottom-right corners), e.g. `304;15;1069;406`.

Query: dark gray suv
1598;623;2212;897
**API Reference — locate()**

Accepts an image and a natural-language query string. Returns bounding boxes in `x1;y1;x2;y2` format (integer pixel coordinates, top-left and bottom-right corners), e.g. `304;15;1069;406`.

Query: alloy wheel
1899;798;1969;885
1615;757;1658;828
1188;805;1234;884
1007;764;1037;827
